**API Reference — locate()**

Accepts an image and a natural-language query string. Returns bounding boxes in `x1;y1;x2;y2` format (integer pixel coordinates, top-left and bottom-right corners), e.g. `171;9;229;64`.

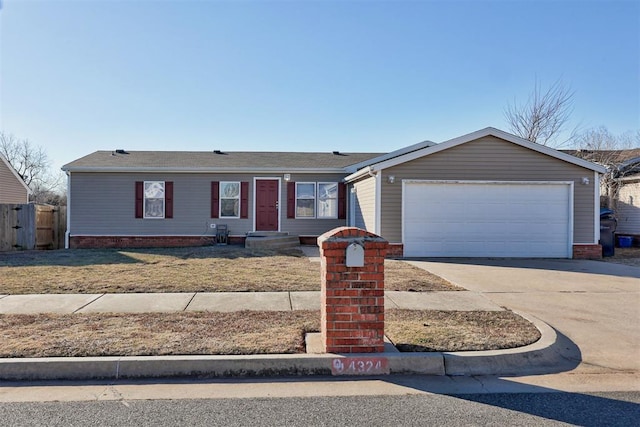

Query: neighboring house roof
346;127;607;181
62;150;384;173
0;153;31;194
562;148;640;164
563;149;640;178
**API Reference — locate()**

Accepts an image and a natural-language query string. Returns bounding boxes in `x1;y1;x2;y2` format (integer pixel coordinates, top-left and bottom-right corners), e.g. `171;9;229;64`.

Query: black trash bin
600;208;617;257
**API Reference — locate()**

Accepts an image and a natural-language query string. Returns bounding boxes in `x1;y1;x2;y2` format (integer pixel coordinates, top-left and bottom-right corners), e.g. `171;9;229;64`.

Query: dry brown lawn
385;310;541;352
0;246;460;294
601;246;640;267
0;309;539;357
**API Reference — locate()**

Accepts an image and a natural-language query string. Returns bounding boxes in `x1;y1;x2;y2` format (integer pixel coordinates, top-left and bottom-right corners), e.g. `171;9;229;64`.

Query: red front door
255;180;279;231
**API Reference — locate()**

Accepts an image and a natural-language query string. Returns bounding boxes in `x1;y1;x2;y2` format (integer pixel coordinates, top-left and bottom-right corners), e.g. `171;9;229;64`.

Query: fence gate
0;204;66;251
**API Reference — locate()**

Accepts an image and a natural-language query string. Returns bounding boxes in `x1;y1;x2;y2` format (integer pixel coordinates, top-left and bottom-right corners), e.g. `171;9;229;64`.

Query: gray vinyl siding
616;181;640;234
352;176;376;231
379;136;597;244
69;171;348;237
0;162;28;203
281;173;349;236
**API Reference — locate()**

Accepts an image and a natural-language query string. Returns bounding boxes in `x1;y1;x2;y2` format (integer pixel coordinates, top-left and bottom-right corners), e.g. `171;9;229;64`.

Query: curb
0;312;569;381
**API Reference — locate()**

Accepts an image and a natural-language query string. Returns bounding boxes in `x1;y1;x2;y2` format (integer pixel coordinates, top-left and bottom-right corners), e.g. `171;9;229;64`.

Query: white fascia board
358;127;608;174
593;171;600;244
344;140;436;174
344;166;375;182
619;174;640;183
1;154;32;194
60;166;348;174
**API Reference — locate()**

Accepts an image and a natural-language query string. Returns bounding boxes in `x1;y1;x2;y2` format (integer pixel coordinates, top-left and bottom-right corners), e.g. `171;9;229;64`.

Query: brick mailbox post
317;227;388;353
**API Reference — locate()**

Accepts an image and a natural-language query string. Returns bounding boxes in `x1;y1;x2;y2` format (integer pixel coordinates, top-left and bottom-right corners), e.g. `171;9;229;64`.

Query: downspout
65;171;71;249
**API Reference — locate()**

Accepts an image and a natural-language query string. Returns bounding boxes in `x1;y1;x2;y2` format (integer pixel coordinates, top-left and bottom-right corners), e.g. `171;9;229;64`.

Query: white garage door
403;181;572;258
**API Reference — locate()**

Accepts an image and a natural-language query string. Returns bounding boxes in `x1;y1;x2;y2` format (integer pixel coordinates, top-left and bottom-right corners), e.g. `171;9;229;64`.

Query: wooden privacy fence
0;204;66;251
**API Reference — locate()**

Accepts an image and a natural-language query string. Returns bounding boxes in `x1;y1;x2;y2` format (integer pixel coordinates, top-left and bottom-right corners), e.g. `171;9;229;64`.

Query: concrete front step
247;231;289;238
245;234;300;250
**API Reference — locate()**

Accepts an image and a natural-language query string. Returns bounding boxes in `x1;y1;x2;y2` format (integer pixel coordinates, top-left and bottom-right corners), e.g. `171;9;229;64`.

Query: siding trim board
594;171;600;244
375;172;381;234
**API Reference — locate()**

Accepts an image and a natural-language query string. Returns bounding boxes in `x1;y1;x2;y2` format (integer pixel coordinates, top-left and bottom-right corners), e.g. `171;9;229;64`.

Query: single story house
612;155;640;240
563;148;640;242
0;154;31;204
62;127;607;258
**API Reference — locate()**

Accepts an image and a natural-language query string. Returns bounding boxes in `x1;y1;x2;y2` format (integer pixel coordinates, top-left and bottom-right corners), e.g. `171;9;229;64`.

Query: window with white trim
317;182;338;218
220;181;240;218
296;182;316;218
294;182;339;219
144;181;165;219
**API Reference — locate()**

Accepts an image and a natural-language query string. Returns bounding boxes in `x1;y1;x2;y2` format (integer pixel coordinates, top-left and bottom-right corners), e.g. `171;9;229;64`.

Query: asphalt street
0;392;638;426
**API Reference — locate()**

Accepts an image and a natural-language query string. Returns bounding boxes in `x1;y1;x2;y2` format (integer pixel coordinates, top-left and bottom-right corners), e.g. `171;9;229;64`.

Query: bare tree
0;131;65;205
505;79;576;147
571;126;640;208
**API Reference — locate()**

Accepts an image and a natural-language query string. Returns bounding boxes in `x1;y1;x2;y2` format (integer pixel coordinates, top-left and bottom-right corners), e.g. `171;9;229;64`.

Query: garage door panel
403;182;571;258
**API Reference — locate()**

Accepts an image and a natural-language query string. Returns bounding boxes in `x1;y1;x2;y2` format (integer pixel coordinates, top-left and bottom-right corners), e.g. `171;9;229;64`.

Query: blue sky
1;0;638;171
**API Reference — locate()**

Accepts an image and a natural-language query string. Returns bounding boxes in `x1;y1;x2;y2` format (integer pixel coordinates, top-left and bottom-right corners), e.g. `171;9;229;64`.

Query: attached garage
403;180;573;258
345;127;607;259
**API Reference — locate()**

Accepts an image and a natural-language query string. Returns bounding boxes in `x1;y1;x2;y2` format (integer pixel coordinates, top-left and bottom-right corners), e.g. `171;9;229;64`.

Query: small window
296;182;316;218
220;181;240;218
318;182;338;218
144;181;165;219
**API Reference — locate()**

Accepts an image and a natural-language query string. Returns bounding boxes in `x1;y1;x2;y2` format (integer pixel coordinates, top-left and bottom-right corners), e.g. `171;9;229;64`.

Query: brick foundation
386;243;404;258
318;227;388;353
69;235;234;249
573;244;603;259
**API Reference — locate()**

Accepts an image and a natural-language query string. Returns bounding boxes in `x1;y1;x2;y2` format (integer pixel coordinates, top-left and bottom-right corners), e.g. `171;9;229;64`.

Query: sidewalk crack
183;292;197;311
73;293;105;314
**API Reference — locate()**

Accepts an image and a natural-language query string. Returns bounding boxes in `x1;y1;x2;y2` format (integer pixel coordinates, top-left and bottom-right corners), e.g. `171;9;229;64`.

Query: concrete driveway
406;259;640;374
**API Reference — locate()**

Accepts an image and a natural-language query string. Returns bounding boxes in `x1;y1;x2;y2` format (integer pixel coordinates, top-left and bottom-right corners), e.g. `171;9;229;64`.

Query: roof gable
0;154;31;194
346;127;607;181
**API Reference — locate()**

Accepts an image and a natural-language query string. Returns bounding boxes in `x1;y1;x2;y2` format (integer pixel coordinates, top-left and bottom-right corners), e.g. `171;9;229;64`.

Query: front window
220;181;240;218
318;182;338;218
144;181;165;219
296;182;316;218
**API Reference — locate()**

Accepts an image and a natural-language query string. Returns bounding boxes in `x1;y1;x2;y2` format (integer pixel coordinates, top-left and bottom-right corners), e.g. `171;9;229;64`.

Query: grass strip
0;309;539;357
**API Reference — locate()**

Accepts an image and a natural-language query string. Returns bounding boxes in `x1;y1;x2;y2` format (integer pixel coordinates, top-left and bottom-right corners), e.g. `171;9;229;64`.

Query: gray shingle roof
62;150;384;172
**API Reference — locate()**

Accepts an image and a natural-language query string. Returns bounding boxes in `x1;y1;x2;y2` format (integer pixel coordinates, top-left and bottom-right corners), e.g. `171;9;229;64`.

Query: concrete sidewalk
0;290;504;314
0;288;568;381
1;247;599;381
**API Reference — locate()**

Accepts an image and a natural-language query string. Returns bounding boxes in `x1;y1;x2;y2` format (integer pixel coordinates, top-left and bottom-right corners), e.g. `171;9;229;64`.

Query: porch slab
0;294;103;314
186;292;292;312
76;293;194;313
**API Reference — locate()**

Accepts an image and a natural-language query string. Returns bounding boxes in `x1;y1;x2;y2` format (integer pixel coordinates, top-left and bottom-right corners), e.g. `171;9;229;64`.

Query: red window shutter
165;181;173;219
135;181;143;218
211;181;219;218
338;182;347;219
287;181;296;219
240;181;249;219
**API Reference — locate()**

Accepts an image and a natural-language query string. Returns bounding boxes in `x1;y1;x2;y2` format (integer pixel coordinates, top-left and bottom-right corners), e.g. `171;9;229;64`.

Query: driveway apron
406;259;640;374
